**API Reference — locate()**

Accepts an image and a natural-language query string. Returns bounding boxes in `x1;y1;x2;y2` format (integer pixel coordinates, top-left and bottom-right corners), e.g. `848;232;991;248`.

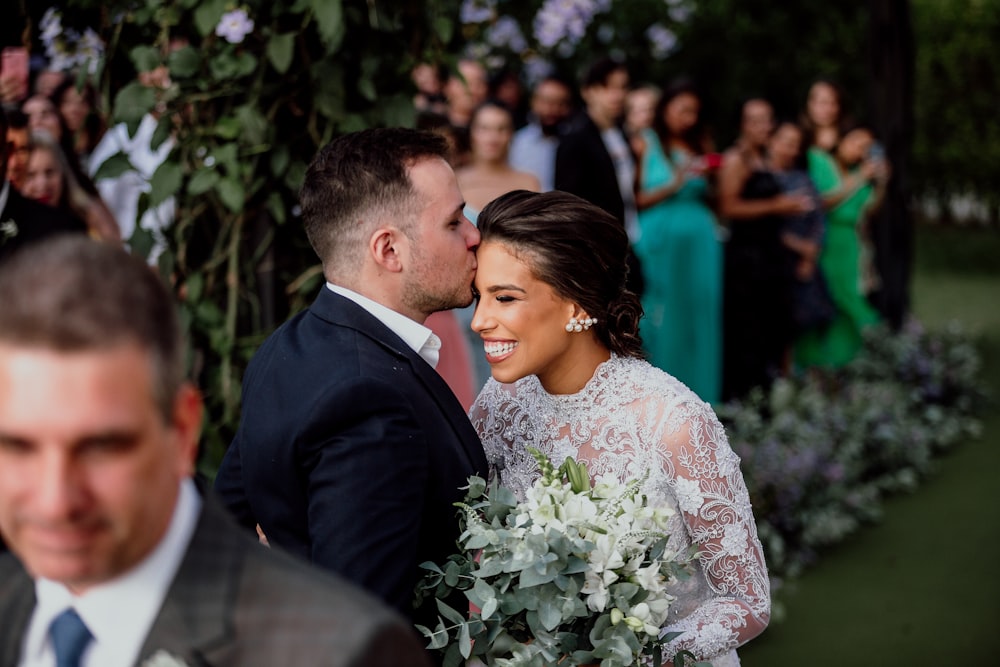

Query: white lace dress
469;356;770;666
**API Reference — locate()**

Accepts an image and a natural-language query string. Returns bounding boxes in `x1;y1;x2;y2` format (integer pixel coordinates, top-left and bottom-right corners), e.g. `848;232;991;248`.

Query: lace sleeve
658;400;771;660
469;379;518;487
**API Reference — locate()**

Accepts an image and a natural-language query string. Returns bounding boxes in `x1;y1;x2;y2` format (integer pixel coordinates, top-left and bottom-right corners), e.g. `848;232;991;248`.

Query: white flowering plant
415;449;709;667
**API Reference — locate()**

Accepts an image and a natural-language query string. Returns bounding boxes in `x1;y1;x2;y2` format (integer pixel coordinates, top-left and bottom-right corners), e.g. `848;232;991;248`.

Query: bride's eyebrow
483;284;525;294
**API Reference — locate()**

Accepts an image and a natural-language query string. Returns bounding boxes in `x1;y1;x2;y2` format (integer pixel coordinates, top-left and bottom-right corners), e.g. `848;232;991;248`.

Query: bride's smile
471;240;607;394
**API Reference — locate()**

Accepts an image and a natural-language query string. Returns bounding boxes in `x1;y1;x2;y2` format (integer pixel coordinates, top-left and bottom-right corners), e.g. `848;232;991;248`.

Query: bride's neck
538;341;612;395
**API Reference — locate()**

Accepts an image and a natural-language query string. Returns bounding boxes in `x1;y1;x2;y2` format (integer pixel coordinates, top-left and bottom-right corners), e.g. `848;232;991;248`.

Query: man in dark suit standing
0;237;429;666
213;128;488;623
555;58;644;296
0;109;86;265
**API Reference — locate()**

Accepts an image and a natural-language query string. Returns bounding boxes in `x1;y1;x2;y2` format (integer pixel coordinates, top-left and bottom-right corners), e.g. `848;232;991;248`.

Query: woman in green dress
796;124;889;368
632;81;722;403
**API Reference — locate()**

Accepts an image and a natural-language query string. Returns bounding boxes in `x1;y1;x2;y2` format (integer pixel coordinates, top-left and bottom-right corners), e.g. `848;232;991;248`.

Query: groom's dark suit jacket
0;490;430;667
214;288;488;622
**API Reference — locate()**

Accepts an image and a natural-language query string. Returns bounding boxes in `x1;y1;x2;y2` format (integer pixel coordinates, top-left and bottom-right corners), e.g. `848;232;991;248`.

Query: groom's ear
369;226;405;273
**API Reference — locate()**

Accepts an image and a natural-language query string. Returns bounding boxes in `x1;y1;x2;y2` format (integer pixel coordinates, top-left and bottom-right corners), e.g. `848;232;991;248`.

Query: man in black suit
0;237;429;666
555;58;644;296
214;128;489;623
0;108;86;265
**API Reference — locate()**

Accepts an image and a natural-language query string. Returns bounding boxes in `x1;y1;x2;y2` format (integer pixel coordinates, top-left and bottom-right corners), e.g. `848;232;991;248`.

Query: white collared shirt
326;283;441;368
20;479;202;667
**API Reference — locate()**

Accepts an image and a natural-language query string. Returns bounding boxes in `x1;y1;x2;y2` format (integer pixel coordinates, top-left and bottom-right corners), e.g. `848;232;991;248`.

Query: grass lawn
739;224;1000;665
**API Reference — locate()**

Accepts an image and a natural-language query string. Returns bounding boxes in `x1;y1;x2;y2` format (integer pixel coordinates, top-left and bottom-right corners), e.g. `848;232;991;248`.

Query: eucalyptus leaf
458;622;472;659
435;599;466;627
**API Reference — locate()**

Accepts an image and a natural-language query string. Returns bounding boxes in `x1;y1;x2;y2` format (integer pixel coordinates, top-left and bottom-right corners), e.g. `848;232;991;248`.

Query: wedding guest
21;94;62;140
797;122;889;369
411;62;449;116
50;78;105;168
4;109;29;190
488;67;527;129
469;190;770;665
214;129;488;628
624;83;659;143
801;78;850;154
509;74;573;192
632;79;721;404
443;59;488;162
718;98;811;400
456;100;541;393
457;101;541;214
0;236;430;667
22;131;121;242
0;109;86;265
766;121;835;350
555;57;644;296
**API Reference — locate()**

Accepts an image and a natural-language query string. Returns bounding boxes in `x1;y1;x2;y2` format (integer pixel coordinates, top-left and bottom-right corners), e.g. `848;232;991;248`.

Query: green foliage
911;0;1000;208
70;0;463;473
718;321;987;585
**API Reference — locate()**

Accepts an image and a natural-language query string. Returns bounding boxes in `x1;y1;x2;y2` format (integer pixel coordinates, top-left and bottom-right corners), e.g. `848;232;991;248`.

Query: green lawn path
740;225;1000;664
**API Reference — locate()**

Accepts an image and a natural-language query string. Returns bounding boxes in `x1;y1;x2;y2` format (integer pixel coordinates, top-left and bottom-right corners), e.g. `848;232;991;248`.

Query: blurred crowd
2;51;891;408
1;53;174;260
412;58;892;407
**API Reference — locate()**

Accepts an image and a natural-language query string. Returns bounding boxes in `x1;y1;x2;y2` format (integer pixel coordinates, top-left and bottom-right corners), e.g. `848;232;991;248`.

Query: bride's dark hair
476;190;644;358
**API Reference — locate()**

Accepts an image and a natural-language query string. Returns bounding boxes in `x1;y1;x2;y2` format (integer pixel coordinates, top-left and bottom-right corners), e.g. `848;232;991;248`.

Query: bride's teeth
485;341;518;356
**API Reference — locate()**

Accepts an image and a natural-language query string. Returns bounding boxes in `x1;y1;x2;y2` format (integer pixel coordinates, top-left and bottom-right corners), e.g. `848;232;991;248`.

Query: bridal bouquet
415;450;707;667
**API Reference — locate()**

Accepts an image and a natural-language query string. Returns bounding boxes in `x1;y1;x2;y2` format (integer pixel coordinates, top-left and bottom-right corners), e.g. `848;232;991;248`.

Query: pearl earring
565;316;597;333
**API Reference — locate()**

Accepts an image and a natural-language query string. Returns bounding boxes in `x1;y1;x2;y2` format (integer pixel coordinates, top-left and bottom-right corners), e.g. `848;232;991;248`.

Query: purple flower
461;0;497;25
646;23;677;59
487;15;527;52
215;8;255;44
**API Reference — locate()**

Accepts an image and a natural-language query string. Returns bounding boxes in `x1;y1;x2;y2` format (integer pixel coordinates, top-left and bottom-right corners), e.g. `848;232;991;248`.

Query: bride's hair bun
477;190;645;358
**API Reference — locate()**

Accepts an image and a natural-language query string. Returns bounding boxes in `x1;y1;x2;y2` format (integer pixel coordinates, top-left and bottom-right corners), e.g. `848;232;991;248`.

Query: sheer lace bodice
469;356;770;665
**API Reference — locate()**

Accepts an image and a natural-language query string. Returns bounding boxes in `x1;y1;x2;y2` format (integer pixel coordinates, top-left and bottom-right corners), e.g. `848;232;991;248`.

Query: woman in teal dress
633;81;722;403
797;124;889;368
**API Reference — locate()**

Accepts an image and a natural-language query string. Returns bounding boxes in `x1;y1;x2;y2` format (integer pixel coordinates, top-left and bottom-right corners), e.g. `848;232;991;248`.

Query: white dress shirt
509;122;558;192
19;479;202;667
326;283;441;368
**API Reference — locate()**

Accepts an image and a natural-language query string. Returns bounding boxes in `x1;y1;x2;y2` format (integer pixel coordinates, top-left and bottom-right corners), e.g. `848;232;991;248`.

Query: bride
468;190;770;665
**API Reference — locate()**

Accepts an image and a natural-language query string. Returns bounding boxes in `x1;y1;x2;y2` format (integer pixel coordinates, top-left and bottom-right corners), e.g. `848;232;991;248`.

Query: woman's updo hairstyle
476;190;644;358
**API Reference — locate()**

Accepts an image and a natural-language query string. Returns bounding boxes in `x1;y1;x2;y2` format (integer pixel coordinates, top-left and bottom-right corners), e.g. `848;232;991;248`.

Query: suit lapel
137;496;241;666
309;289;487;475
0;556;35;666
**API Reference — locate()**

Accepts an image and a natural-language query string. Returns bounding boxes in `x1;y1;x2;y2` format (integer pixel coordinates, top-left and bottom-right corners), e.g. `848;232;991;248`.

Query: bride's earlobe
565;316;597;333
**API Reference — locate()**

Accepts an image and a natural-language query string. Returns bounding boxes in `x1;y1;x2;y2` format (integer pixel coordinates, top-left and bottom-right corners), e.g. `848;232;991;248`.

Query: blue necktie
48;608;93;667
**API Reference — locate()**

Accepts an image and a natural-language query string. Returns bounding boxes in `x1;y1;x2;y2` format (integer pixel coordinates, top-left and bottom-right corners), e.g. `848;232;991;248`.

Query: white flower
720;522;747;556
142;651;188;667
215;8;255;44
673;477;704;515
581;570;609;612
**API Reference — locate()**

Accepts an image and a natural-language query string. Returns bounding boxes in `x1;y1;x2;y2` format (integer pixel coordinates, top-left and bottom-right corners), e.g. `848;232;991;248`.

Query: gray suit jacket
0;490;431;667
